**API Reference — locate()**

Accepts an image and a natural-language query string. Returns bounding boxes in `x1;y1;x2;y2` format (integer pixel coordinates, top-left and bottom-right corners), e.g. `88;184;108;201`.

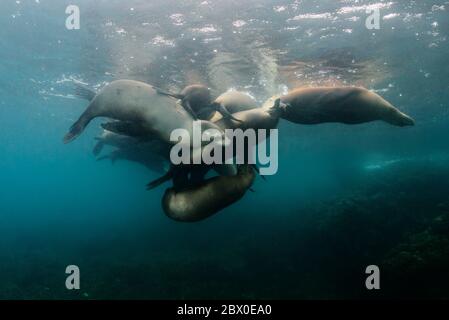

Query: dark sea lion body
279;87;415;126
162;165;255;222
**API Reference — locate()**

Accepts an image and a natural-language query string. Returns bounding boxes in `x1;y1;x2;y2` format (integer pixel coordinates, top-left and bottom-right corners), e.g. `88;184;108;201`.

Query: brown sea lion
162;165;255;222
276;87;415;127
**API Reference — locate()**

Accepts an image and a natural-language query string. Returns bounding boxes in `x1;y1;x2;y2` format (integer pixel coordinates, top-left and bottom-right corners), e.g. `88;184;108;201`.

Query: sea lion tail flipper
146;170;174;190
386;109;415;127
93;141;105;156
74;83;97;101
211;102;243;123
63;111;92;144
155;88;184;100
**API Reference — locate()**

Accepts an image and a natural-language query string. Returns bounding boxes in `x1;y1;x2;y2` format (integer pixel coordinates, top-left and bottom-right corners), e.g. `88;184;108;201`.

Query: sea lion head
181;84;213;112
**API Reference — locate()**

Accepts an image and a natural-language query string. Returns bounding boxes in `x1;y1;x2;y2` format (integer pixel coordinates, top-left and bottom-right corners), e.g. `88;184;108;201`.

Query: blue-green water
0;0;449;299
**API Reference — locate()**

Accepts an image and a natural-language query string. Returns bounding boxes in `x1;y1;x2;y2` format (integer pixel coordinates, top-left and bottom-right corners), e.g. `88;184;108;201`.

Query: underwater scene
0;0;449;300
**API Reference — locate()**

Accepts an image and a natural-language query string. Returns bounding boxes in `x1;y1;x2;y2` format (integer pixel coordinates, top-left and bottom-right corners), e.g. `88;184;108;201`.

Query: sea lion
162;165;255;222
275;87;415;127
64;80;224;147
157;84;243;122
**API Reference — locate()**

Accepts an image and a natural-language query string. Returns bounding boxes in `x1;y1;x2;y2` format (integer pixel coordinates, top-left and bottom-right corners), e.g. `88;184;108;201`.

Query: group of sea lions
65;79;414;222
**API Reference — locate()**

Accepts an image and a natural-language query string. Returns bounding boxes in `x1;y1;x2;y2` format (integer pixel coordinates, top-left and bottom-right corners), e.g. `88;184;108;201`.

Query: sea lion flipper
74;83;97;101
212;103;243;123
146;170;174;190
155;88;183;100
63;114;90;144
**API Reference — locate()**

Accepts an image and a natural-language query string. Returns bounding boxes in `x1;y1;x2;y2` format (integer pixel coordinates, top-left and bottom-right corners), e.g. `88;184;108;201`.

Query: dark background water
0;0;449;299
